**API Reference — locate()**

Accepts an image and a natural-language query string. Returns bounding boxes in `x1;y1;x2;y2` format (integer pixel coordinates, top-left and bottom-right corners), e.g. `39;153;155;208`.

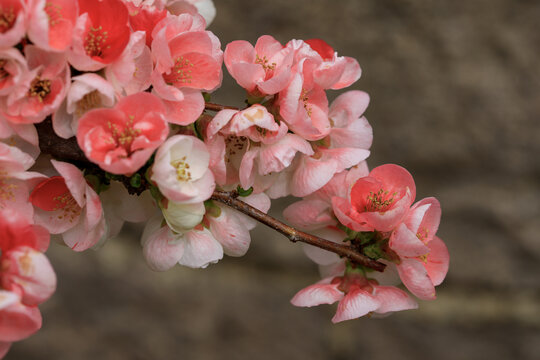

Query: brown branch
211;190;386;272
204;102;240;112
36;109;385;272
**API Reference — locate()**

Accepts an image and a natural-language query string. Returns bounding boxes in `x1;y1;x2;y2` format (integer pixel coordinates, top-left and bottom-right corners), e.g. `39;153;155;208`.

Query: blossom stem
204;102;240;112
211;190;386;272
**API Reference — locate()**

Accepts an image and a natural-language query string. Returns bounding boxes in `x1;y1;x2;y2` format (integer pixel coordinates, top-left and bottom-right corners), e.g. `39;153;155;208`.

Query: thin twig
204;102;240;112
211;190;386;272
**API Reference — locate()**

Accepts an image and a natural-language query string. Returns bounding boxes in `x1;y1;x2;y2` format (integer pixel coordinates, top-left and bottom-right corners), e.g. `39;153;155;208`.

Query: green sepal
236;185;253;197
202;92;211;102
204;200;222;218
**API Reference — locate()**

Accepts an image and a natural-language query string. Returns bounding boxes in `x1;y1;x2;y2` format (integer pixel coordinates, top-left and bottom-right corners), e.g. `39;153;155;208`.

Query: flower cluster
285;164;449;322
0;0;449;356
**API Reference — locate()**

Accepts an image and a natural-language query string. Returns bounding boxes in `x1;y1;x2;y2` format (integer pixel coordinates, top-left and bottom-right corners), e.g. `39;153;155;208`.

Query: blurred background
10;0;540;359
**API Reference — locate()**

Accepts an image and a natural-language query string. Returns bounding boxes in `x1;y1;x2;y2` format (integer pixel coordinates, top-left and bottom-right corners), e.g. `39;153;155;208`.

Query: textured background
9;0;540;359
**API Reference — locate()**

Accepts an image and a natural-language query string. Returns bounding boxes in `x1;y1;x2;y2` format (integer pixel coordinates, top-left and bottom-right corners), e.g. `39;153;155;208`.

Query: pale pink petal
302;227;345;266
331;288;380;323
142;217;185;271
373;285;418;314
283;199;335;231
390;223;430;257
397;259;436;301
0;301;41;342
426;236;449;286
330;56;361;90
291;282;343;307
209;206;250;257
162;89;204;126
179;228;223;268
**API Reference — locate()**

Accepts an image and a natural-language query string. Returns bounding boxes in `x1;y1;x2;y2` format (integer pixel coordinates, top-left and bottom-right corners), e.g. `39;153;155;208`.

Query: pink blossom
206;106;288;188
142;192;270;270
53;73;116;139
390;197;449;300
304;38;361;90
3;46;69;124
142;215;223;270
151;134;215;203
27;0;79;51
0;0;26;48
151;14;222;99
277;58;330;141
291;273;417;323
332;164;416;232
68;0;131;71
224;35;293;95
29;160;106;251
77;92;169;175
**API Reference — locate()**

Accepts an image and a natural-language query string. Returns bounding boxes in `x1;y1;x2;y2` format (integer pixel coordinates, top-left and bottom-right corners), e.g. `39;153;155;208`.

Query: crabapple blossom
53;73;116;139
291;272;417;323
332;164;416;232
390;197;449;300
68;0;131;71
224;35;294;95
151;134;215;203
151;14;222;98
3;46;70;124
30;160;106;251
77;92;169;175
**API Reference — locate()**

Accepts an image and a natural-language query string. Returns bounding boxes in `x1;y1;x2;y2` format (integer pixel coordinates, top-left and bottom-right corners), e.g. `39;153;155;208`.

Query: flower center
84;26;109;58
255;54;276;72
171;156;192;182
28;77;51;102
364;189;396;212
0;59;8;81
107;115;141;150
45;1;63;27
224;135;248;164
0;171;17;205
300;88;313;117
0;6;16;33
75;90;102;117
53;192;82;222
165;56;194;85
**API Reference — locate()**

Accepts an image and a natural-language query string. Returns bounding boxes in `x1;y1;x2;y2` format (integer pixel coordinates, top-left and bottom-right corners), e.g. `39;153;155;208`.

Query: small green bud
130;173;142;188
236;185;253;197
